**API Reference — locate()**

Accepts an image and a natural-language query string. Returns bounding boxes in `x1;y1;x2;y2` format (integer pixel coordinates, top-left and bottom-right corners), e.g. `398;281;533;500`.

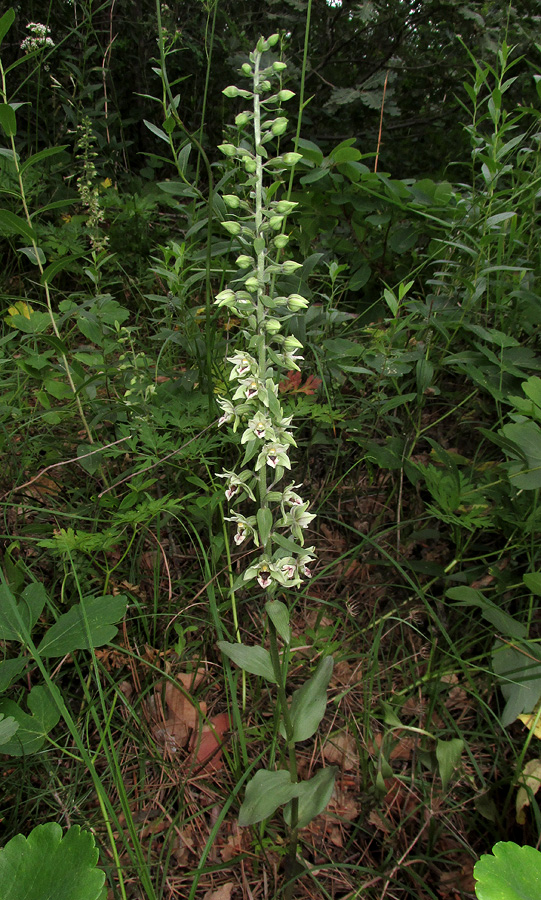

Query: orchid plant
214;35;336;867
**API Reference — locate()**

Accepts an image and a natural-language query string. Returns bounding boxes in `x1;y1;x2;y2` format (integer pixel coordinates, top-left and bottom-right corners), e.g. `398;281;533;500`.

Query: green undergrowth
0;4;540;899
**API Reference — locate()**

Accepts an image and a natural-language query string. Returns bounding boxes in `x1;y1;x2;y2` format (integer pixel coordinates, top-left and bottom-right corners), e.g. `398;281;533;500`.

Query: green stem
269;621;299;882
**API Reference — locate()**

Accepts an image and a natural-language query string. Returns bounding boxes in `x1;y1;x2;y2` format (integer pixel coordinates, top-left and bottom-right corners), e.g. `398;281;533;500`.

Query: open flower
243;556;277;589
242;411;276;443
225;513;258;546
217;469;256;502
279;501;316;544
255;443;291;472
228;351;258;380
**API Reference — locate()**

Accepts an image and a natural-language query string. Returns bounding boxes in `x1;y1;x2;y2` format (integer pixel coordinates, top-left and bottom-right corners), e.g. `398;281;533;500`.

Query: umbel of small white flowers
215;33;316;594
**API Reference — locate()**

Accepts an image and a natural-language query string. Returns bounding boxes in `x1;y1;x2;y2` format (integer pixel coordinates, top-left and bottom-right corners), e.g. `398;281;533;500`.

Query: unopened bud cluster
215;36;316;593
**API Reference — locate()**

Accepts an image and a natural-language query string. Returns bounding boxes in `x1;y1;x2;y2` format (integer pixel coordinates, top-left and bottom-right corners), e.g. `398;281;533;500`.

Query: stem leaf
257;507;273;546
218;641;277;683
265;600;290;644
238;769;298;826
284;766;338;828
284;656;333;743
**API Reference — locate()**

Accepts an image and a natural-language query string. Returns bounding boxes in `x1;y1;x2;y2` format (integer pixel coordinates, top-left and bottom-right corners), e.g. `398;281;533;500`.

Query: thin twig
98;419;219;497
1;435;131;501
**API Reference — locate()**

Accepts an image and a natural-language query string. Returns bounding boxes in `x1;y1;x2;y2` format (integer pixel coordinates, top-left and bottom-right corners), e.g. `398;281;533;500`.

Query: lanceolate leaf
0;823;106;900
238;769;298;826
0;9;15;47
436;738;464;791
217;641;277;683
286;656;333;743
284;766;337;828
0;209;36;242
37;595;128;658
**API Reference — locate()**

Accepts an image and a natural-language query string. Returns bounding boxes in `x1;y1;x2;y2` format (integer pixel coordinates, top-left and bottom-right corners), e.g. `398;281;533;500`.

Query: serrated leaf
217;641;277;683
286;657;333;743
0;822;105;900
0;685;60;756
0;580;47;641
37;595;128;658
436;738;464;791
265;600;290;644
238;769;298;826
473;842;541;900
284;766;337;828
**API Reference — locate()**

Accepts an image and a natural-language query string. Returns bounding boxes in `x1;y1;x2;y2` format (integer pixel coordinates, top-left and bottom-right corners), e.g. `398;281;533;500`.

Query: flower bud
283;335;303;351
273;233;289;249
218;143;237;157
269;215;283;230
221;221;241;236
258;80;272;93
215;289;236;305
275;200;297;215
236;255;253;269
222;85;240;98
271;117;288;136
282;152;303;165
244;158;257;173
223;194;241;209
273;62;287;73
241;63;252;76
265;318;282;334
235;112;250;127
278;89;295;101
286;293;309;311
281;260;302;274
267;33;280;47
245;277;259;292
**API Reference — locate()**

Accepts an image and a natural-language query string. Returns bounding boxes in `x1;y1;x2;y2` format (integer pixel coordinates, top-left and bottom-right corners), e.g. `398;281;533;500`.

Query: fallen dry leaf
202;882;235;900
516;757;541;824
191;711;230;772
323;732;358;771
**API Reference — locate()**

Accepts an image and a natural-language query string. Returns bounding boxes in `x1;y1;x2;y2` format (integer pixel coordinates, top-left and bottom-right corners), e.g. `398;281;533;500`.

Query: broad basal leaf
0;822;105;900
474;842;541;900
37;595;128;658
238;769;298;826
0;685;60;756
217;641;276;683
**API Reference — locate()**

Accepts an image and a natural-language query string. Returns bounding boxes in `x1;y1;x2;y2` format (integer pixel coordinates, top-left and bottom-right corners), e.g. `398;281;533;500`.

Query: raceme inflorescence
214;34;336;845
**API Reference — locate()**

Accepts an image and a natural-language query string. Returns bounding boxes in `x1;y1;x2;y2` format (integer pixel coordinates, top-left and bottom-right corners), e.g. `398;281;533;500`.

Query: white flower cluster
20;22;55;53
215;35;316;593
